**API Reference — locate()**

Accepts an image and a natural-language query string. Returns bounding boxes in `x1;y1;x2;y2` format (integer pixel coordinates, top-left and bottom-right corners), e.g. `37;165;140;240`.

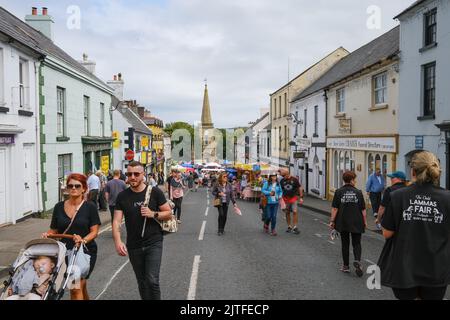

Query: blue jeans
128;241;163;300
265;203;279;231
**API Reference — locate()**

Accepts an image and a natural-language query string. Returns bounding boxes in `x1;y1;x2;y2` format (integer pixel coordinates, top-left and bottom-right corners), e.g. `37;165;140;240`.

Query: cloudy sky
1;0;415;128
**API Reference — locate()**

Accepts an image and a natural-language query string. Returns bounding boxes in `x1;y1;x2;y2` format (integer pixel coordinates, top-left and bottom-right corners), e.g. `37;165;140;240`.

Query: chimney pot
32;7;37;15
118;73;122;80
113;75;117;81
42;7;48;15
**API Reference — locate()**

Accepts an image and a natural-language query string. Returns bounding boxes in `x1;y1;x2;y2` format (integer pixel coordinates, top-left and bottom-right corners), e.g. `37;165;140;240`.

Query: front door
23;145;34;214
0;148;8;225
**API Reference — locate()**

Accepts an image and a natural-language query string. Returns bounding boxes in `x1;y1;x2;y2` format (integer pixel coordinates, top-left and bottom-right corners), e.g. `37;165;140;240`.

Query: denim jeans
128;241;163;300
264;203;279;231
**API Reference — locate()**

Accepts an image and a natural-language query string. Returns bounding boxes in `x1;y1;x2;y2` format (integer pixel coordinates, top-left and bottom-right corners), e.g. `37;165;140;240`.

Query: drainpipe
34;60;44;214
324;89;329;200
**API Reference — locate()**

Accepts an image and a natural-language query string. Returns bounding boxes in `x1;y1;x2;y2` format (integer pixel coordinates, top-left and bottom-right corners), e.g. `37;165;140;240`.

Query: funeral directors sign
327;137;396;153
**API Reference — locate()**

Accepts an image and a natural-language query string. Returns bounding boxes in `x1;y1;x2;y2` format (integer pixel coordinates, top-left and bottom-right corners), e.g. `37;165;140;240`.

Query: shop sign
0;134;14;145
327;137;396;153
338;119;352;134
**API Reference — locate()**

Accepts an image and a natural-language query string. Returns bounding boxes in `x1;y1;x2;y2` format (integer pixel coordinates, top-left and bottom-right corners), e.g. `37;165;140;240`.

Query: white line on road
315;233;323;238
365;259;376;265
205;207;209;217
327;240;335;245
187;255;201;300
95;260;129;300
198;221;207;241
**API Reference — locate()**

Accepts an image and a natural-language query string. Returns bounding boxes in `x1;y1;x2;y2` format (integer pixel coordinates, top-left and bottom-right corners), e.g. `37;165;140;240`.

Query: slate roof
0;6;112;91
292;26;399;103
394;0;428;19
122;108;153;135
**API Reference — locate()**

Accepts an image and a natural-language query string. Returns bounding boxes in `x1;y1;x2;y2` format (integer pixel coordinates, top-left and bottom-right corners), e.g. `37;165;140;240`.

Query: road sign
125;149;135;161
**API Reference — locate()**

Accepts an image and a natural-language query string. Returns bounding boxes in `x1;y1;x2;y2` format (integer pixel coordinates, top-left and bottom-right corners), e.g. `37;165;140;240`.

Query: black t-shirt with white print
380;183;450;288
331;184;366;234
115;186;168;250
280;176;301;198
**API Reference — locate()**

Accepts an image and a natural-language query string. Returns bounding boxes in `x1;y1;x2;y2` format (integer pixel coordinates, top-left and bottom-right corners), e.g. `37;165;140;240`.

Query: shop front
326;135;398;201
82;137;113;174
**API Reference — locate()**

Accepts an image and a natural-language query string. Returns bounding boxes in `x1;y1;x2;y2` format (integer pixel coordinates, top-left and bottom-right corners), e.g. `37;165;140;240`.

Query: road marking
187;255;201;300
95;260;129;300
198;221;207;241
205;207;209;217
315;233;322;238
327;240;335;245
98;221;125;235
365;259;376;265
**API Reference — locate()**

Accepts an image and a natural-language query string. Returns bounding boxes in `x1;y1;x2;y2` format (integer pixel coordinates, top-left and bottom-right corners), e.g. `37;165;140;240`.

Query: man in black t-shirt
165;170;176;198
112;161;172;300
375;171;407;229
279;168;303;234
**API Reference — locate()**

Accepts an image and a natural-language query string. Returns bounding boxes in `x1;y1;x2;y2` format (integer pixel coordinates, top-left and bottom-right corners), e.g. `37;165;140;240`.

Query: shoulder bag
142;186;178;235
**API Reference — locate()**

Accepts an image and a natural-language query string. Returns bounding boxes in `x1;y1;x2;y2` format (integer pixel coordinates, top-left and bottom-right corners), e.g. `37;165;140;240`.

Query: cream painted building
269;47;349;169
324;27;400;200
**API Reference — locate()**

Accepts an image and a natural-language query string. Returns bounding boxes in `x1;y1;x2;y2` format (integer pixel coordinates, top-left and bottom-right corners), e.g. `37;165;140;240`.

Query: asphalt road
63;187;447;300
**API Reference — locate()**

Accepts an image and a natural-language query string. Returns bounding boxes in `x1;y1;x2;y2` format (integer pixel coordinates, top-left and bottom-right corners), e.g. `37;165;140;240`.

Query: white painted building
249;111;269;164
4;7;116;212
290;91;327;198
395;0;450;189
0;7;43;224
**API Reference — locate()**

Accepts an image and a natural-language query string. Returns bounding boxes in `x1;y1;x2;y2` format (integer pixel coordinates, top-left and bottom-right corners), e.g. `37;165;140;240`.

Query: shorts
283;200;298;213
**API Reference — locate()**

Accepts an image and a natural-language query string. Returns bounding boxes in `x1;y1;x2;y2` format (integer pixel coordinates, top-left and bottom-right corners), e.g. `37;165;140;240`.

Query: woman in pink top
170;171;185;223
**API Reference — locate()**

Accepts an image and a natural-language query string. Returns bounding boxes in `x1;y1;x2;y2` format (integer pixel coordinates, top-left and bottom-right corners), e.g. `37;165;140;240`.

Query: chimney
78;53;96;74
137;107;145;118
25;7;54;41
107;73;125;101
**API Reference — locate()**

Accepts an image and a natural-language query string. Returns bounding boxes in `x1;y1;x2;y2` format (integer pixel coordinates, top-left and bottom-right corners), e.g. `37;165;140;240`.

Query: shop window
368;153;374;176
334;150;339;188
339;151;344;187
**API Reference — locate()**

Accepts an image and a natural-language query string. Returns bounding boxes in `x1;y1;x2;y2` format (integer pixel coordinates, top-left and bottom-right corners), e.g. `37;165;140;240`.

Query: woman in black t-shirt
42;173;101;300
330;171;367;277
379;151;450;300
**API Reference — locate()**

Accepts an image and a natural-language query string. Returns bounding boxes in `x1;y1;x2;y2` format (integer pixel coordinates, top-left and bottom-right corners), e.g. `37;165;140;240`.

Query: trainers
263;224;269;233
177;220;181;224
292;227;300;235
286;227;292;233
340;265;350;273
354;261;364;277
270;230;277;236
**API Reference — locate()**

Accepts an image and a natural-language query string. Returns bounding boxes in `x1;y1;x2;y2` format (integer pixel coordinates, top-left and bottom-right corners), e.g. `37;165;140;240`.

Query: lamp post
287;113;304;174
436;122;450;189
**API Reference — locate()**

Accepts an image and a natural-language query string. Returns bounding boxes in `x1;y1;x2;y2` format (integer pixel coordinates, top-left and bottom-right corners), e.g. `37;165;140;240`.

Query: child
7;256;55;300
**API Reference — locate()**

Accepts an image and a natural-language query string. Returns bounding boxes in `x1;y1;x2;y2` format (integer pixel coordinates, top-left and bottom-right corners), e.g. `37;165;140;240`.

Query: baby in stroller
6;255;56;300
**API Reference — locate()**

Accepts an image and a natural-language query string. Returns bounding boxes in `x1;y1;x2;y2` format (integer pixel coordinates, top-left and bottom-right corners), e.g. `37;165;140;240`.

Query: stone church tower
200;83;216;162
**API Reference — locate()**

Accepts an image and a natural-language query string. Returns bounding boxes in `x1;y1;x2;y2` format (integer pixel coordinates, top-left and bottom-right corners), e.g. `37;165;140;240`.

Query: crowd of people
8;150;446;301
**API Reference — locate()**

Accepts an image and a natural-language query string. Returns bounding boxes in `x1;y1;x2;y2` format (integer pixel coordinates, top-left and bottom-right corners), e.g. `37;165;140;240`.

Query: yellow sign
141;136;149;148
141;151;147;164
101;156;109;174
112;131;120;149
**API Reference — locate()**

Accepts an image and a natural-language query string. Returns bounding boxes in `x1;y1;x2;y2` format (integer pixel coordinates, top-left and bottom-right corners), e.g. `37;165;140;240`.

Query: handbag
63;200;91;280
213;197;222;207
142;186;178;234
260;194;268;208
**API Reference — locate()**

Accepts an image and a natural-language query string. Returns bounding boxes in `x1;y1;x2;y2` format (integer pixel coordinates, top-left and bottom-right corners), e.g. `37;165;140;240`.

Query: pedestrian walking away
279;168;303;235
330;171;367;277
42;173;101;300
261;174;283;236
366;168;385;219
112;161;173;300
378;151;450;300
104;170;127;222
170;171;185;224
96;170;108;211
166;170;176;199
212;172;237;236
375;171;407;230
86;171;101;208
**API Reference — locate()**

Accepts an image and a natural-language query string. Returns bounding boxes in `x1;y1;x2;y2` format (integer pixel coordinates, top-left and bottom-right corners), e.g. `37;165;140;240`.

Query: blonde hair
411;151;441;186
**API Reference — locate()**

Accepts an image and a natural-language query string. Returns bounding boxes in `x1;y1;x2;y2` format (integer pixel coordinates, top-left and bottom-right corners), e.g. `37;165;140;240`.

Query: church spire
201;81;213;129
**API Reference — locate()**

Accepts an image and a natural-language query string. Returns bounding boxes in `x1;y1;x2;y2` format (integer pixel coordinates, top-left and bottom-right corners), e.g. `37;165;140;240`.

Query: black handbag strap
62;200;85;235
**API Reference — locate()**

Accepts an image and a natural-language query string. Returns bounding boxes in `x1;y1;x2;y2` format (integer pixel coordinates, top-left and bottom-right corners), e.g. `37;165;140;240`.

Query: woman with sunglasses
42;173;101;300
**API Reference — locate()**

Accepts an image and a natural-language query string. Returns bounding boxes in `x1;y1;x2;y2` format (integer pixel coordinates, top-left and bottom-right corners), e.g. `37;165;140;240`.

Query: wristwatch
154;212;159;219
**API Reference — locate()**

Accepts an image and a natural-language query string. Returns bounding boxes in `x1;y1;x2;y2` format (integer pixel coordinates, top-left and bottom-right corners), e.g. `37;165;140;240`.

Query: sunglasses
126;172;143;177
67;184;83;189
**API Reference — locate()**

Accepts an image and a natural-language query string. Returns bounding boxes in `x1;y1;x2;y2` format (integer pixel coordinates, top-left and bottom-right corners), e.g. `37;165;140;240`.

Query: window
314;156;320;189
278;96;281;119
333;150;339;188
273;98;277;119
303;109;307;137
373;72;387;105
58;154;72;201
0;48;4;105
423;62;436;117
424;8;437;47
100;103;105;137
368;153;374;177
83;96;90;135
19;59;29;109
336;88;345;113
278;126;282;151
314;106;318;136
339;151;344;187
284;92;287;116
57;87;66;137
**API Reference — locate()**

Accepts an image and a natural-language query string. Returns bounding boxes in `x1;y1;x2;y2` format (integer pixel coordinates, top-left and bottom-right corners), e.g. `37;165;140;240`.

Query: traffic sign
125;149;135;161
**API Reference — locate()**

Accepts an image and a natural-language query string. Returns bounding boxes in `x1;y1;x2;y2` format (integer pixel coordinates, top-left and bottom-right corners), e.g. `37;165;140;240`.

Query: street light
287;113;304;126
